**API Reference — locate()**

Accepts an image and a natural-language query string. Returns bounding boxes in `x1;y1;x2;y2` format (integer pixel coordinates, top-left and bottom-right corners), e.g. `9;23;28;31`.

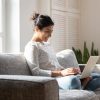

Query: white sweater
24;40;64;76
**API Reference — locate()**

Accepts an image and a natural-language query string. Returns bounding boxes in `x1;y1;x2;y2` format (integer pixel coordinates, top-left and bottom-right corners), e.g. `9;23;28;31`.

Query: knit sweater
24;40;64;76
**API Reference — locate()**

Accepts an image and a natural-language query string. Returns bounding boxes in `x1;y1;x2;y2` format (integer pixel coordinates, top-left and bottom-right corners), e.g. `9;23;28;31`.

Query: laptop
77;56;100;79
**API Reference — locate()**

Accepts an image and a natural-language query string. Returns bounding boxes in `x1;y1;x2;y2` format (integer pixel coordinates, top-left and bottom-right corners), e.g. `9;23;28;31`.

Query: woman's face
37;25;54;42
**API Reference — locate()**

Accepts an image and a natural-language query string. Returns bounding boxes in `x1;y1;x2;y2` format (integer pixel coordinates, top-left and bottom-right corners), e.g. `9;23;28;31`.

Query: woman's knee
91;73;100;79
85;78;100;91
69;76;81;89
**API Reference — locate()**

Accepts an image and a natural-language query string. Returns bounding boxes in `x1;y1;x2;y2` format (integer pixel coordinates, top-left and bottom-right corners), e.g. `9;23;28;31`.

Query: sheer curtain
0;0;5;52
0;0;3;52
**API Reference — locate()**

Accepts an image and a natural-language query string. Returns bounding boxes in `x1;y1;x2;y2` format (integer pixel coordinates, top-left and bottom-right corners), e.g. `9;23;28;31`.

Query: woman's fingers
66;68;77;74
61;69;75;76
61;67;81;76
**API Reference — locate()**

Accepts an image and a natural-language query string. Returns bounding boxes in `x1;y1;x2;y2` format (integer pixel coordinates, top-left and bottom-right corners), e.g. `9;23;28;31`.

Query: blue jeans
56;75;82;90
56;73;100;91
85;73;100;91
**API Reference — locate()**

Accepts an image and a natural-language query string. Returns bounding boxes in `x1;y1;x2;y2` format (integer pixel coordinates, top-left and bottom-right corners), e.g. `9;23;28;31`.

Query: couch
0;52;100;100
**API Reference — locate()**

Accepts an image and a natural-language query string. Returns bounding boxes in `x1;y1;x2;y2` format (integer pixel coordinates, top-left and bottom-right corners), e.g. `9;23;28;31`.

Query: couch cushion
95;89;100;100
0;53;31;75
56;49;79;68
59;89;99;100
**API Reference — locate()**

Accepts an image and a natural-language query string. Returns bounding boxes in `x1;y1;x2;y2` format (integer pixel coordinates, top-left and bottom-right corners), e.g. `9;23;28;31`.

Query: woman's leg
85;73;100;91
85;78;100;91
91;73;100;78
56;75;82;90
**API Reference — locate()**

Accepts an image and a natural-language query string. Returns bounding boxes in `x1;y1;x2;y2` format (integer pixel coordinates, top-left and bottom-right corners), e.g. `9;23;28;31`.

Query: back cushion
0;53;31;75
56;49;79;68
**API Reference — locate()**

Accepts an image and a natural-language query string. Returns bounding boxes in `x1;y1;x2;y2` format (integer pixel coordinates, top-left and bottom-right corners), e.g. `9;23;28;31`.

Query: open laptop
77;56;100;79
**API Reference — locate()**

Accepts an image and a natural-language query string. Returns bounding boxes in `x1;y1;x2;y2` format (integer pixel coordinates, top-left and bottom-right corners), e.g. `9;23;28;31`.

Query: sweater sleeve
24;43;52;76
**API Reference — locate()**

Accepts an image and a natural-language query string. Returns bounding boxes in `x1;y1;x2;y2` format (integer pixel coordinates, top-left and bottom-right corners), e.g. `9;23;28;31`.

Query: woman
24;13;100;91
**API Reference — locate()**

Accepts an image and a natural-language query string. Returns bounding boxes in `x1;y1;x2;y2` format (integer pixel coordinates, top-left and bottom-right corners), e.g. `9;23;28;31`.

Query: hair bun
32;13;40;20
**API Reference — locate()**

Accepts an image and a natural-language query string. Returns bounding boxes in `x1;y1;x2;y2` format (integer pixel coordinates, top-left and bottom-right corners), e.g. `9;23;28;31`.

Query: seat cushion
95;89;100;100
59;90;99;100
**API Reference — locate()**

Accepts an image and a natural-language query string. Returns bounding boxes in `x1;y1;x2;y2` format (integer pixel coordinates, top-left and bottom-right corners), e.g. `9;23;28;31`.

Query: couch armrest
0;75;59;100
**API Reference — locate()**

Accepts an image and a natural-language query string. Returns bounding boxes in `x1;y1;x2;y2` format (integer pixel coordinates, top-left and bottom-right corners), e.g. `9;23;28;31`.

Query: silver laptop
77;56;100;79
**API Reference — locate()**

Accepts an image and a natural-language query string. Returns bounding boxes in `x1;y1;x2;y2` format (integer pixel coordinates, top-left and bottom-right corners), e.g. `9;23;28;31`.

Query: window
0;0;2;33
0;0;4;52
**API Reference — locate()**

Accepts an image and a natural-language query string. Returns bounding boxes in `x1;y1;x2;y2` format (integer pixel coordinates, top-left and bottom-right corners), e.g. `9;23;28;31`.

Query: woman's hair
31;13;54;30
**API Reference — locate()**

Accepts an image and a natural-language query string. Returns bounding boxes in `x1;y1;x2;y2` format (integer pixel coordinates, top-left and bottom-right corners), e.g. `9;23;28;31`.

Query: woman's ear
35;26;40;32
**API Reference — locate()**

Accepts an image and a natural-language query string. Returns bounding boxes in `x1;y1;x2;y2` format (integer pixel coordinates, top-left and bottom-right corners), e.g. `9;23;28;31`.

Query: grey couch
0;53;100;100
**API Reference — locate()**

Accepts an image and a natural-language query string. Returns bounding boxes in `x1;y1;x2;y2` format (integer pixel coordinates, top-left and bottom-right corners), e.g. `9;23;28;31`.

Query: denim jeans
56;75;82;90
85;73;100;91
56;73;100;91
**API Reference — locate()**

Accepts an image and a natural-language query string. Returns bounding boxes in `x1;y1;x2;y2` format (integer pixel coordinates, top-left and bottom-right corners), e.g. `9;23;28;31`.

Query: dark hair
31;13;54;30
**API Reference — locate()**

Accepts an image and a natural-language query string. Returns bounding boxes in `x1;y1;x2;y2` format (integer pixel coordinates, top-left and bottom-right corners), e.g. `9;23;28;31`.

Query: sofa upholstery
0;53;31;75
0;75;59;100
0;53;100;100
0;53;59;100
59;90;99;100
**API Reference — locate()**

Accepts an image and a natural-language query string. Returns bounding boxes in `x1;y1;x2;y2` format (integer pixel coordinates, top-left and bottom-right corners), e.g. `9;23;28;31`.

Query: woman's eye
45;31;50;33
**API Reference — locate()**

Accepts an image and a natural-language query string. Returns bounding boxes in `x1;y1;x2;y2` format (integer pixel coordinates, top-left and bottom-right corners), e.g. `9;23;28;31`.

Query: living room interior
0;0;100;100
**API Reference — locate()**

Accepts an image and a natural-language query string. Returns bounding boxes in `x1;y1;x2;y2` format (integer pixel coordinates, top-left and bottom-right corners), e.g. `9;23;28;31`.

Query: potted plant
72;42;99;64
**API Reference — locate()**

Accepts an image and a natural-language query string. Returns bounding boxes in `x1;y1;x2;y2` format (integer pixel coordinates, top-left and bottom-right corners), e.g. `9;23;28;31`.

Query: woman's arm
24;44;52;76
51;70;62;77
24;43;80;77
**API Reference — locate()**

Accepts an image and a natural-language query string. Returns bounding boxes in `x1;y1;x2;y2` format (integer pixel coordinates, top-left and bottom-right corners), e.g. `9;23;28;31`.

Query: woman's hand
60;67;81;76
51;67;81;77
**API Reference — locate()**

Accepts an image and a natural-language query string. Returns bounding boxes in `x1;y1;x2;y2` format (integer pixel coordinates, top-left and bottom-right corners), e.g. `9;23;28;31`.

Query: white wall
38;0;51;15
20;0;39;52
80;0;100;54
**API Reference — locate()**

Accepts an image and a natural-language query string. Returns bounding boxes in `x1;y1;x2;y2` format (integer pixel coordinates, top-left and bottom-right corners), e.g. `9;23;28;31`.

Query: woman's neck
32;33;43;43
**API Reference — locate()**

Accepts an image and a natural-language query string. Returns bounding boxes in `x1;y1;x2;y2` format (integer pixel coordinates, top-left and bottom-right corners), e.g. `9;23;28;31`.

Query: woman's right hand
60;68;80;76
